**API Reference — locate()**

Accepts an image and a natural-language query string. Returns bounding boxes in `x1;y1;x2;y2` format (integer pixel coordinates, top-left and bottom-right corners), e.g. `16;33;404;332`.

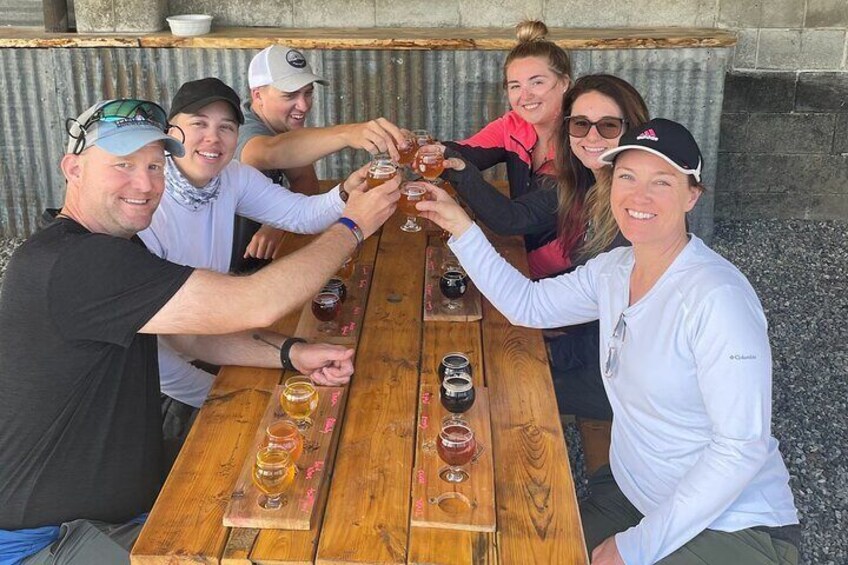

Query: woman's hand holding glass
414;174;473;240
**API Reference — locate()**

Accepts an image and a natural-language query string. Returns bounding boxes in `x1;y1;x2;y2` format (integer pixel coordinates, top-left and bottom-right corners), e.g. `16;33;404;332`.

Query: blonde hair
502;21;572;88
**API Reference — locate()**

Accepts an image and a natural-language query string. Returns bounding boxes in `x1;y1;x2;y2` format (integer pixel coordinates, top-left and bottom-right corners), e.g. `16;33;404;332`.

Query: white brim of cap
96;129;185;158
268;73;329;93
598;145;701;182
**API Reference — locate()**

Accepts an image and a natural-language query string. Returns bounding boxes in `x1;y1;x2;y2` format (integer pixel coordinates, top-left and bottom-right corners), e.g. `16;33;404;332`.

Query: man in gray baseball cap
0;96;399;563
232;44;406;272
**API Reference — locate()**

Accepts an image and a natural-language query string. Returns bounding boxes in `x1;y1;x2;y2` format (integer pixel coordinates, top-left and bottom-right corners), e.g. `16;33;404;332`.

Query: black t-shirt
0;218;193;529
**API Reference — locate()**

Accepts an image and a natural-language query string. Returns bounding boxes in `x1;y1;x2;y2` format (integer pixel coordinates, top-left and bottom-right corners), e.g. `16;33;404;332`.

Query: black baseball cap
168;77;244;124
598;118;702;182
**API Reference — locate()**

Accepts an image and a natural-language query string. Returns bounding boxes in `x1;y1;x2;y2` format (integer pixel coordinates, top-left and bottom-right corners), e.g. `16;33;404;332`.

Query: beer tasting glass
438;352;473;383
265;419;305;463
440;373;476;420
439;265;469;310
399;181;428;233
413;144;445;181
337;256;355;280
322;277;347;303
252;446;296;509
366;152;398;190
281;376;319;430
312;291;341;333
412;129;434;147
397;132;418;167
436;421;476;483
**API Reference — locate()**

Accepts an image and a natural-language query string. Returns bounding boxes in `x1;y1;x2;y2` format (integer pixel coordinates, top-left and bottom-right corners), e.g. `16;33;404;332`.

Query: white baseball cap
248;46;328;92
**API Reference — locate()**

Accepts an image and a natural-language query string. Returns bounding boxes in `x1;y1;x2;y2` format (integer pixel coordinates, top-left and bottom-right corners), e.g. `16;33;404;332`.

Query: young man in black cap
232;45;407;271
139;77;376;413
0;97;398;564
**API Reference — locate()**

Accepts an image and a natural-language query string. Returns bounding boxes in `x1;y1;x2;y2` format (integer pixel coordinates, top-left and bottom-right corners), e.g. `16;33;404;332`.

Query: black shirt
0;218;193;529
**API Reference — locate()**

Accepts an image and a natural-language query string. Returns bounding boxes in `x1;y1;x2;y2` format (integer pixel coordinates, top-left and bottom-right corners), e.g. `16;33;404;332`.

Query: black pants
546;321;613;421
230;215;271;274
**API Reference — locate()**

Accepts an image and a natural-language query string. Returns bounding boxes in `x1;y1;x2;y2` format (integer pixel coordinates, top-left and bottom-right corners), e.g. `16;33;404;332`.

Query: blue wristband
337;217;364;249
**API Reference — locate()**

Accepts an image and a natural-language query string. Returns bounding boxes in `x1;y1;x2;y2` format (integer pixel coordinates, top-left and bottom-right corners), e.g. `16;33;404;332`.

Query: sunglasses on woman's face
564;115;627;140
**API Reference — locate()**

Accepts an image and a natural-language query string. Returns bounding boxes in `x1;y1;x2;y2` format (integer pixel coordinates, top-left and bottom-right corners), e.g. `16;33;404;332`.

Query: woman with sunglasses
443;74;650;474
421;118;800;565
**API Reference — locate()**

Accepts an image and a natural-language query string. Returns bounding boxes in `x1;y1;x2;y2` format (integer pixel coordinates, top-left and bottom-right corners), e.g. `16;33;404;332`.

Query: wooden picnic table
131;181;587;564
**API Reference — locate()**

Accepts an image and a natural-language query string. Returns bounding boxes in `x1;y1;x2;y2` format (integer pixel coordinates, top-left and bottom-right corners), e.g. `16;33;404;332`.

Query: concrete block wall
716;1;848;221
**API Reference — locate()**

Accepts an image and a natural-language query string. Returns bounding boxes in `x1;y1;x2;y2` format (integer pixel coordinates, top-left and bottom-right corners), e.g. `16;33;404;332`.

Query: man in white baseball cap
232;45;405;272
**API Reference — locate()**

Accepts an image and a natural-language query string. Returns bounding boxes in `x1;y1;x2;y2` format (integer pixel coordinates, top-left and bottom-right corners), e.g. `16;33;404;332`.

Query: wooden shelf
0;25;736;49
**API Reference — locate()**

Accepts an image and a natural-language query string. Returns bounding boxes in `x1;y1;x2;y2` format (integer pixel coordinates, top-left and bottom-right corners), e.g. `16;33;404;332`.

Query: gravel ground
1;219;845;563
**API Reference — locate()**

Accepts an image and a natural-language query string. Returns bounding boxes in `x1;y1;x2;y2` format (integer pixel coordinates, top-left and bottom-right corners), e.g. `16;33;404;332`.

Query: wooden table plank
247;227;383;565
408;285;485;564
408;530;498;565
316;213;427;564
479;246;588;564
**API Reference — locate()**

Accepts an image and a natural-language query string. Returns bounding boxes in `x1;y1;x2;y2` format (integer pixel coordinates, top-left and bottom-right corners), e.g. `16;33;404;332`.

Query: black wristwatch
338;181;349;203
280;337;307;372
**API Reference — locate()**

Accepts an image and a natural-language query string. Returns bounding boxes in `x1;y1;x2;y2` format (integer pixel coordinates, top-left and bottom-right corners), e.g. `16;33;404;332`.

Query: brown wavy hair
502;21;572;88
554;75;650;259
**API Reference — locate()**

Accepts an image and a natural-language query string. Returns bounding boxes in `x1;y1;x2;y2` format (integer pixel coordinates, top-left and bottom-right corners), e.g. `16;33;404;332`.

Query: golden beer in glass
413;145;445;181
366;153;397;189
399;182;427;233
280;376;319;430
252;447;296;509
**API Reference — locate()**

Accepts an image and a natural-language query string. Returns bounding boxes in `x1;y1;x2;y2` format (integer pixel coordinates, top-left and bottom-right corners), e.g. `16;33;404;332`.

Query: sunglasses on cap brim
66;99;177;155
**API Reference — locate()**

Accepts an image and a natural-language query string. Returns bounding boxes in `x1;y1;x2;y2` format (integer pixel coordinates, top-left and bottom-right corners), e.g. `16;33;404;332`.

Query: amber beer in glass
312;291;341;333
399;182;427;233
414;145;444;181
280;376;319;430
252;447;296;509
336;256;355;280
436;422;476;483
265;419;304;463
397;133;418;166
412;129;434;147
367;153;397;189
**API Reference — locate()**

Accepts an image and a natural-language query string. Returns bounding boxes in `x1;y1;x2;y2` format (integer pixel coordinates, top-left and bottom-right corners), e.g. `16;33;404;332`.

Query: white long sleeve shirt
450;224;798;564
138;160;345;407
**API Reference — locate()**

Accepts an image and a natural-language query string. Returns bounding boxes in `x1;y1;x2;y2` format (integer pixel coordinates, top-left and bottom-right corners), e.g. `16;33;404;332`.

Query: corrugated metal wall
0;46;730;239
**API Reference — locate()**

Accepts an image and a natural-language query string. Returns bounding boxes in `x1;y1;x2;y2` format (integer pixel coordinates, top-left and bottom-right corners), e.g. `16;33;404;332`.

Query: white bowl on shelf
166;14;213;37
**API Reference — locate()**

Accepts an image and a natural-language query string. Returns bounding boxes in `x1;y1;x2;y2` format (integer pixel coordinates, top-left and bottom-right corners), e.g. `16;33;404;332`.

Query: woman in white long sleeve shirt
418;118;799;565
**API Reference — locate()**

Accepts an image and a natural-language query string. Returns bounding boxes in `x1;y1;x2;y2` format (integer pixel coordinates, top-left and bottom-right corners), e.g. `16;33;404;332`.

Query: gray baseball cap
66;99;185;157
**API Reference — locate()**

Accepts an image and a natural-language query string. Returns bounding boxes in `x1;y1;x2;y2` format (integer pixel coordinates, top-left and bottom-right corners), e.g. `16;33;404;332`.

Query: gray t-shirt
236;100;290;188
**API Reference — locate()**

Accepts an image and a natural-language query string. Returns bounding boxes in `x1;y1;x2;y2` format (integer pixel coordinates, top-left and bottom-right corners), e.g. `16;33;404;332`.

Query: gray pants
580;466;800;564
21;519;142;565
